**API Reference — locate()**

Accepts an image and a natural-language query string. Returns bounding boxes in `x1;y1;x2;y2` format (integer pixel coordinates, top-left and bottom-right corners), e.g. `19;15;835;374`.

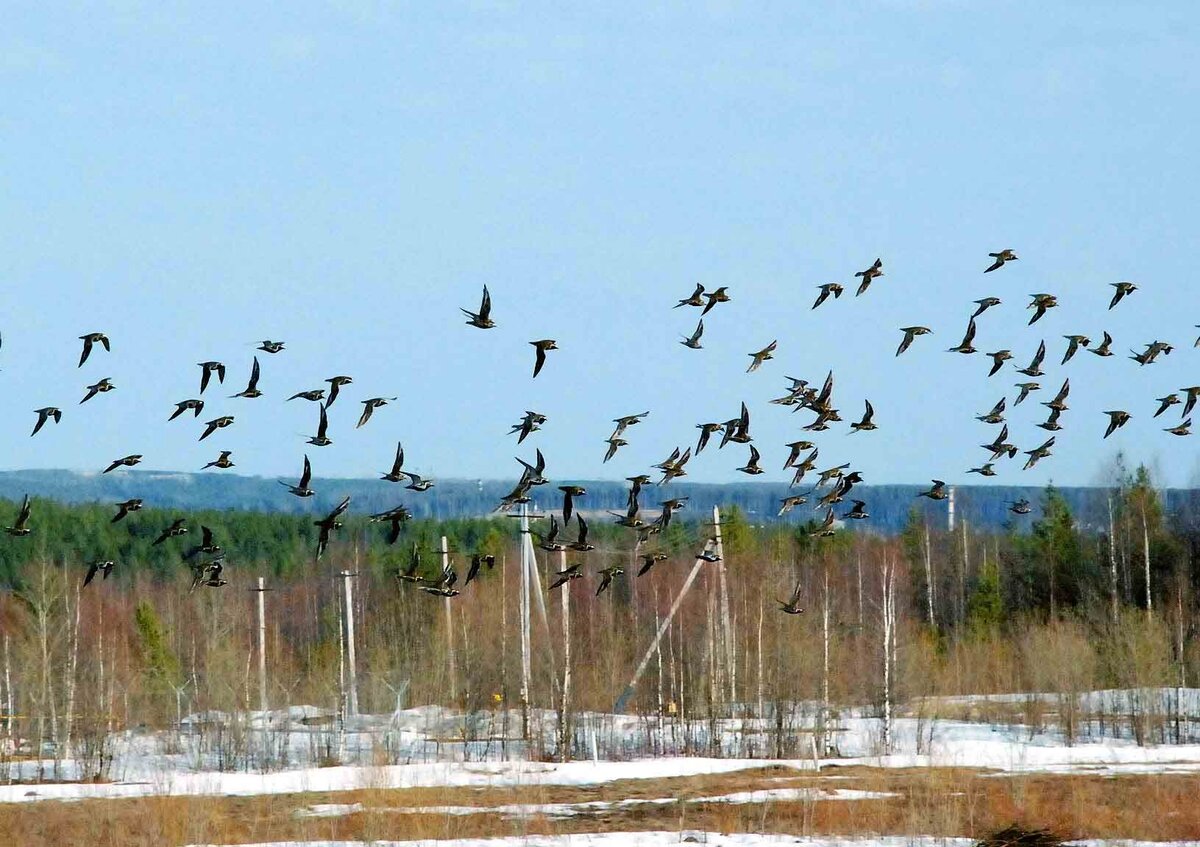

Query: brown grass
0;766;1198;846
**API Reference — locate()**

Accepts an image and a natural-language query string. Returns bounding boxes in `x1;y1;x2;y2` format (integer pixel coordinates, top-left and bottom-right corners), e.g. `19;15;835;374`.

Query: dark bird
896;326;931;356
198;361;226;394
850;400;877;432
722;401;753;446
31;407;61;437
1010;499;1032;515
842;499;869;520
657;446;693;484
968;463;996;477
404;472;434;492
782;440;816;470
611;411;649;440
1023;436;1056;470
559;485;586;524
257;340;285;354
854;258;883;296
674;283;705;308
231;357;263;398
464;553;495;585
971;297;1002;319
1089;332;1114;357
637;553;669;577
199;415;234;442
1016;341;1046;377
83;560;114;587
984;249;1018;273
746;340;777;373
80;377;115;404
680;319;704;349
1180;386;1200;418
1109;281;1137;310
986;350;1013;377
103;454;141;474
778;579;805;614
5;495;32;536
1153;394;1180;418
812;283;843;310
1027;293;1058;325
1014;382;1040;406
982;425;1019;462
1061;335;1090;365
947;318;978;354
976;397;1006;425
1103;410;1131;439
695;422;723;454
203;450;235;470
603;438;627;463
191;559;227;591
112;498;143;522
183;525;222;560
700;286;731;315
380;442;406;482
1046;378;1071;411
918;480;948;501
169;399;204;421
280;455;315;497
288;389;325;402
530;339;558;378
396;544;426;583
808;508;837;537
516;448;548;486
549;563;583;591
778;494;807;515
152;518;187;545
356;397;395;429
1165;418;1192;436
325;376;353;406
595;565;624;596
1038;407;1064;432
369;505;412;545
737;444;764;475
510;411;546;443
78;332;111;368
462;285;496;329
314;495;351;559
308;404;332;447
1130;340;1173;366
569;513;595;552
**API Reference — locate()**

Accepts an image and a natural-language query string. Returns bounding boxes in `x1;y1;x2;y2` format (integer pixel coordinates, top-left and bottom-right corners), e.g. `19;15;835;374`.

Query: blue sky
1;2;1197;488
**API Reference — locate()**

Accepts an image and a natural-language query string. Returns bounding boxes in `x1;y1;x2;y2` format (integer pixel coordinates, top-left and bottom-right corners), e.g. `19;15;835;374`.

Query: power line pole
253;577;268;712
558;547;571;762
340;570;358;717
711;506;735;705
441;535;457;702
518;502;532;741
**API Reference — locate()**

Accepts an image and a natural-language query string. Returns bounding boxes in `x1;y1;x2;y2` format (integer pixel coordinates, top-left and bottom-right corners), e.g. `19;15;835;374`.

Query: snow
180;836;1200;847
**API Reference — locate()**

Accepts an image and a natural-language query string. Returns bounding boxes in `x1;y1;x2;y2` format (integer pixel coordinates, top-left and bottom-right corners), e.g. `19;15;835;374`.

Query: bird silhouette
918;480;948;500
984;249;1018;273
530;339;558;378
947;318;978;354
80;377;115;404
31;407;61;437
230;357;262;398
850;400;877;432
83;560;114;586
257;340;285;353
199;416;234;441
1109;281;1137;309
971;297;1002;319
812;283;843;310
78;332;111;367
308;404;332;447
854;258;883;296
112;498;142;522
325;376;353;406
356;397;395;429
314;495;351;559
680;319;704;349
462;285;496;329
674;283;705;308
169;399;204;421
896;326;931;356
5;495;32;536
281;455;315;497
202;450;235;470
380;442;406;481
288;389;325;402
103;454;141;474
152;518;187;545
198;361;226;394
1103;410;1131;439
746;340;777;373
1016;341;1046;377
700;286;731;315
595;565;624;596
778;579;805;614
1027;293;1058;325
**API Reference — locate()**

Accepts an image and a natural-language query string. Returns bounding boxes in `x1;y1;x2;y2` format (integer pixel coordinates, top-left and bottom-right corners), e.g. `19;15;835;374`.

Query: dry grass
0;766;1198;846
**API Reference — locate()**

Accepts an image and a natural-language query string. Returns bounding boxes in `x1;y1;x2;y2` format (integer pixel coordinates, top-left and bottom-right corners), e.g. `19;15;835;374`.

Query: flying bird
947;318;978;354
812;283;843;310
462;285;496;329
203;450;235;470
611;412;649;440
257;340;285;353
380;442;406;481
1089;332;1114;357
986;350;1013;377
1153;394;1180;418
169;399;204;421
850;400;877;432
559;485;586;525
778;579;805;614
314;495;351;559
968;463;996;477
637;553;669;577
288;389;325;402
971;297;1002;319
1109;281;1137;310
5;495;32;536
700;286;731;315
152;518;187;545
984;249;1018;273
603;438;627;463
896;326;931;356
530;339;558;378
31;407;61;437
103;454;141;474
674;283;705;308
281;455;315;497
308;404;332;447
918;480;948;501
737;444;764;475
83;560;114;587
369;505;412;545
325;376;353;406
1182;386;1200;418
778;494;807;515
78;332;111;367
80;378;115;404
1061;335;1090;365
356;397;396;429
1027;293;1058;325
569;513;594;552
746;340;777;373
198;361;226;394
549;563;583;591
854;258;883;296
1023;437;1056;470
404;472;434;492
680;319;704;349
842;500;869;520
230;357;262;398
510;410;546;443
1103;410;1131;439
199;416;234;441
112;498;143;522
976;397;1006;425
1165;418;1192;436
1010;499;1032;515
595;565;624;596
1014;382;1040;406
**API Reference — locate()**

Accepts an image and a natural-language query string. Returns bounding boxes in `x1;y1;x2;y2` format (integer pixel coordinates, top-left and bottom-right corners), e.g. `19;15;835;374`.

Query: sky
0;1;1197;489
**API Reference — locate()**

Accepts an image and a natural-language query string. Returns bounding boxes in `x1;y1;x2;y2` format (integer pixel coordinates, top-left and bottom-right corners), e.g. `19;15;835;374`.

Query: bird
971;297;1002;319
559;485;586;524
369;505;412;545
611;412;649;440
464;553;495;585
1153;394;1180;418
530;339;558;378
595;565;624;596
680;320;704;349
812;283;843;310
1181;386;1200;419
918;480;948;500
674;283;705;308
1109;281;1137;310
191;560;227;591
1010;499;1032;515
1016;341;1046;377
396;544;426;584
202;450;235;470
169;399;204;421
1014;382;1040;406
1023;437;1055;470
199;415;234;441
198;361;226;394
1165;418;1192;436
722;402;752;446
778;495;807;515
152;518;187;545
308;404;332;447
404;472;434;492
1061;335;1090;365
984;249;1018;273
1038;407;1064;432
808;509;837;537
737;444;763;475
230;357;262;398
1046;378;1071;411
325;376;353;406
701;286;731;315
80;377;115;404
850;400;877;432
77;332;111;368
746;340;777;373
103;454;141;474
535;516;567;552
947;318;978;354
1027;293;1058;325
288;389;325;402
968;463;996;477
1130;340;1173;366
5;495;32;536
356;397;396;429
1089;332;1114;357
1103;410;1131;439
462;285;496;329
510;411;546;443
603;438;627;463
854;258;883;296
986;350;1013;377
695;422;724;454
183;526;222;560
314;495;351;559
896;326;931;356
778;579;805;614
976;397;1006;425
637;553;669;577
280;455;315;497
31;407;61;437
569;513;595;552
83;560;114;587
257;340;285;353
112;498;143;522
782;440;816;470
842;500;869;520
982;425;1019;462
549;563;583;591
380;442;406;482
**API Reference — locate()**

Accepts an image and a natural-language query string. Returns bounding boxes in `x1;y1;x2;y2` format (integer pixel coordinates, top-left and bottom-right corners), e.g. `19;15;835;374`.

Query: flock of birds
5;256;1198;612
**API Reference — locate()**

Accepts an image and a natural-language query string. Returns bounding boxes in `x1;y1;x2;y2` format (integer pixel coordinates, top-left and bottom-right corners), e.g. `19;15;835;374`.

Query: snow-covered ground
180;836;1200;847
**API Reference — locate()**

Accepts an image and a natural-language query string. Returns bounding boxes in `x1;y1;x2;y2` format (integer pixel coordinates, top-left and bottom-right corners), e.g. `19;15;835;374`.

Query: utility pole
518;503;532;741
558;547;571;762
340;570;358;717
711;506;735;705
441;536;458;701
252;577;268;712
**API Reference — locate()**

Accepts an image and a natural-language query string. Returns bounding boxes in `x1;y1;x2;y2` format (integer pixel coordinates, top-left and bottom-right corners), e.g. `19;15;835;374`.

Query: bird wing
300;455;312;488
480;285;492;319
79;337;93;367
